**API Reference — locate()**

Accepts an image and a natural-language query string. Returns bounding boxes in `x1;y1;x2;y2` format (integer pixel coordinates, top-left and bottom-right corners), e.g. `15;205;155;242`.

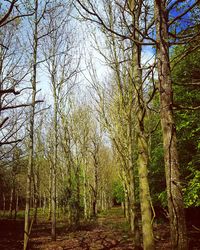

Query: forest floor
0;207;200;250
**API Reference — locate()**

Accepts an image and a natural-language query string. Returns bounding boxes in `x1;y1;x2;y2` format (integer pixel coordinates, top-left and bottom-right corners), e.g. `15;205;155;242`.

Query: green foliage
157;191;168;208
172;46;200;85
171;45;200;207
149;45;200;209
112;180;124;204
149;123;166;206
183;169;200;207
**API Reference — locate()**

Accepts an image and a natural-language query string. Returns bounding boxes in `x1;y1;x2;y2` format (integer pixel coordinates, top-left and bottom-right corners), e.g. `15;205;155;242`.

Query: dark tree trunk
154;1;187;249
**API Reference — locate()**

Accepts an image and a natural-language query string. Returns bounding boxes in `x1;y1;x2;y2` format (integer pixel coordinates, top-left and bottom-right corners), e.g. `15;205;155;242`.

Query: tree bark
9;188;13;218
33;167;39;224
83;164;88;220
24;1;38;248
14;192;18;219
51;77;58;241
2;193;6;216
154;1;187;249
128;1;155;248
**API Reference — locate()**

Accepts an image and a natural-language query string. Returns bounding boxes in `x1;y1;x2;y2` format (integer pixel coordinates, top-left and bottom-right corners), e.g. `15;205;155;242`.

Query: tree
76;1;156;248
23;0;49;248
75;1;200;248
0;1;34;149
0;15;30;150
171;46;200;208
154;1;200;248
43;0;79;238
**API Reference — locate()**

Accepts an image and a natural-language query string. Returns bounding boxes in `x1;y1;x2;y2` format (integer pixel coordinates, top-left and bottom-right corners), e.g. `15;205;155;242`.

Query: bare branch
1;100;43;111
75;0;155;45
0;88;20;95
168;1;200;27
0;117;9;128
0;0;17;26
173;104;200;110
0;138;22;147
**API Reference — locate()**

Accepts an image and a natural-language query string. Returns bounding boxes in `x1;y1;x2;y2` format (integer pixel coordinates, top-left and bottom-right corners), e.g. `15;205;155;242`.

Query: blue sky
168;0;198;32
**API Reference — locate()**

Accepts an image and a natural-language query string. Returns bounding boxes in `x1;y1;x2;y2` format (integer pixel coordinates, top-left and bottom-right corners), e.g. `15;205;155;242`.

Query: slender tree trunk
83;165;88;220
67;157;73;224
2;193;6;216
51;119;57;240
51;65;58;241
124;197;128;219
43;193;46;214
122;179;129;220
9;188;13;218
73;163;81;225
137;133;154;250
105;4;142;245
24;1;38;248
128;166;141;248
33;168;39;224
93;153;98;217
48;165;52;221
51;161;56;240
127;107;141;248
39;191;42;208
154;1;187;249
13;185;16;220
129;1;155;248
15;192;19;219
135;64;154;250
24;112;34;250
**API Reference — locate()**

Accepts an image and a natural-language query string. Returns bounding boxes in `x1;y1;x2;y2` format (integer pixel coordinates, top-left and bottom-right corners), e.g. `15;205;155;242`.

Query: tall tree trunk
51;97;58;241
33;167;39;224
9;188;13;218
74;165;81;225
51;156;56;240
108;7;140;243
51;53;58;240
14;192;19;219
48;165;52;220
43;192;46;214
154;1;187;249
24;1;38;248
124;185;129;220
83;164;88;220
135;57;155;250
128;166;141;248
2;193;6;216
129;0;155;248
127;103;141;248
93;152;98;218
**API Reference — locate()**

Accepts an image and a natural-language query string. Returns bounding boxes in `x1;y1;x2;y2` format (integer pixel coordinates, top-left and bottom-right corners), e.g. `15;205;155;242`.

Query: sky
27;0;197;108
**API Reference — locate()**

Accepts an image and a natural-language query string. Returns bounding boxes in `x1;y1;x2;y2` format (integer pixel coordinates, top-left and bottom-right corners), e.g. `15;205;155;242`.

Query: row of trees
0;1;118;249
75;0;200;249
0;1;200;250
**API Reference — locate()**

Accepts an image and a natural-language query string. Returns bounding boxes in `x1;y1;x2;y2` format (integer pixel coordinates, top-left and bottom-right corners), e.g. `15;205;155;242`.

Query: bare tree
42;0;79;239
0;15;31;158
23;0;50;248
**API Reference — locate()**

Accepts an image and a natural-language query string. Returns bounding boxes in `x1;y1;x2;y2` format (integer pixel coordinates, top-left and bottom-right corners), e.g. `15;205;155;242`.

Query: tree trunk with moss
129;0;155;249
